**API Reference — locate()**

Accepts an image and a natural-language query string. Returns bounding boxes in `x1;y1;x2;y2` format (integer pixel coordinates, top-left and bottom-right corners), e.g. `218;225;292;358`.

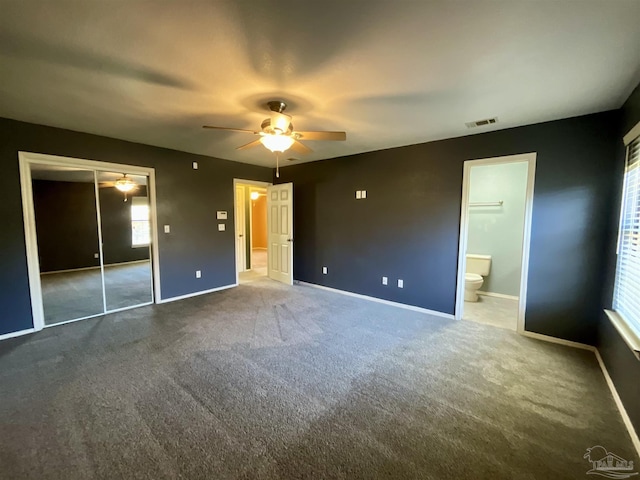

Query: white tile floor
463;294;519;331
239;249;268;283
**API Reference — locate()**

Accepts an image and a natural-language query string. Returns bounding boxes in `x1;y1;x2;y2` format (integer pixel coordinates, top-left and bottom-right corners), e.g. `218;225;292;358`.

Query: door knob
239;235;243;237
287;238;293;242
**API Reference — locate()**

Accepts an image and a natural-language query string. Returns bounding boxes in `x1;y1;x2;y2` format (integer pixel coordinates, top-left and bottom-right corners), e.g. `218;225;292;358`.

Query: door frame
18;151;161;331
233;178;272;284
454;152;537;334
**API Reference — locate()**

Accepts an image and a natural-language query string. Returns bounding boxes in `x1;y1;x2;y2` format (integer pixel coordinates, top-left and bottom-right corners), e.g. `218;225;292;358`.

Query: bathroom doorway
234;179;270;284
455;153;536;333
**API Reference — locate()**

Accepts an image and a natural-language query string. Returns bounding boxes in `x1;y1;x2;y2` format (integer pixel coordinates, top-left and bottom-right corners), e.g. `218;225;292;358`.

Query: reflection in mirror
97;171;153;311
30;164;105;325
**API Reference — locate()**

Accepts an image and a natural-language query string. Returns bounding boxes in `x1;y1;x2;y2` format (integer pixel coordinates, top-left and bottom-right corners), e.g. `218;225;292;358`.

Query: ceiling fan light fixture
260;134;294;152
114;174;137;192
271;112;292;134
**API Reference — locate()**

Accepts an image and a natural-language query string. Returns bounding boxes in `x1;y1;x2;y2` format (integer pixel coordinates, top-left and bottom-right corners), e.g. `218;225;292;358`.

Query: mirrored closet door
97;171;153;312
29;163;154;327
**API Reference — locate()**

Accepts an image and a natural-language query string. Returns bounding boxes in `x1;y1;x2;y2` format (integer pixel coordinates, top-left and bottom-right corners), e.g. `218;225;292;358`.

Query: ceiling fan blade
236;139;263;151
203;125;259;135
290;140;312;154
294;131;346;141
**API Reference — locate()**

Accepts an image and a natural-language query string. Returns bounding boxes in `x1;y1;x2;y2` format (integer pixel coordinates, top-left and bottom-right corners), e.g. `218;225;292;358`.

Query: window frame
607;120;640;361
131;196;151;248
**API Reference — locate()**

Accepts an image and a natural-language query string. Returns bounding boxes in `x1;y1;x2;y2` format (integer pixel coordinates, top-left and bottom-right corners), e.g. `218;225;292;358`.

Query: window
611;127;640;359
131;196;150;247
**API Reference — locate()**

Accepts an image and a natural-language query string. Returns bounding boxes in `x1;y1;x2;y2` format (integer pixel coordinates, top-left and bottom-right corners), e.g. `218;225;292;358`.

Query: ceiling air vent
465;117;498;129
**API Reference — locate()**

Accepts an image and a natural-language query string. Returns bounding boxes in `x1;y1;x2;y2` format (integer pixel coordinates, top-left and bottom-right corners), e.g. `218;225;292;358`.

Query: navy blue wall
597;82;640;436
0;118;272;336
278;111;620;346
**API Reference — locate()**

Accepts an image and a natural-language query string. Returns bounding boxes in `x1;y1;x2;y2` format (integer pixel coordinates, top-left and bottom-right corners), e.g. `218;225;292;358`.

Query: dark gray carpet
40;261;153;325
0;278;636;479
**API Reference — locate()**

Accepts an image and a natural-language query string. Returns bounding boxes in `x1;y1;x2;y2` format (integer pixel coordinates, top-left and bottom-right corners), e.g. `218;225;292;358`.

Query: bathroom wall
467;161;529;297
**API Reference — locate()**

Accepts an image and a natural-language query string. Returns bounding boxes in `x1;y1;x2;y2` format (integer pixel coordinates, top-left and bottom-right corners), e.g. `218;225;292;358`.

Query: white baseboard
520;330;595;351
41;259;150;276
523;330;639;458
478;291;519;300
157;283;237;304
594;350;640;458
298;281;454;320
0;327;36;341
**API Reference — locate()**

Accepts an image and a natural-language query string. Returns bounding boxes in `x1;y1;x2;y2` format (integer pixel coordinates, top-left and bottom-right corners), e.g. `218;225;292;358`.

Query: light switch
164;225;170;233
382;276;388;285
398;279;404;288
218;223;225;231
361;190;367;198
195;270;201;278
322;266;328;274
356;190;362;199
94;253;100;259
193;161;198;169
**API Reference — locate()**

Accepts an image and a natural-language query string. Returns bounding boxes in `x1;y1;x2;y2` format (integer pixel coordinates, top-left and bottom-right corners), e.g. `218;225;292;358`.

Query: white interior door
267;183;293;285
235;185;246;272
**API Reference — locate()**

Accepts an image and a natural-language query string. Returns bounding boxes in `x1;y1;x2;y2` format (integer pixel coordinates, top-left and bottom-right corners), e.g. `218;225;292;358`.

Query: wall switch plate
216;211;227;220
192;161;198;170
322;266;328;274
361;190;367;198
164;225;170;233
356;191;362;199
94;253;99;259
218;223;225;231
195;270;201;278
398;279;404;288
382;276;388;285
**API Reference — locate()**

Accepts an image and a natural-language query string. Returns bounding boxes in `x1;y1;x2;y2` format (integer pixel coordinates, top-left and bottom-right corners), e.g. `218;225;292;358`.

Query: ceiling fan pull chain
276;152;280;178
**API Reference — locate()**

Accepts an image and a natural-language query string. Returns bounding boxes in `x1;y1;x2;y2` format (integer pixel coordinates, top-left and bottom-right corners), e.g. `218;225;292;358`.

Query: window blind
613;135;640;338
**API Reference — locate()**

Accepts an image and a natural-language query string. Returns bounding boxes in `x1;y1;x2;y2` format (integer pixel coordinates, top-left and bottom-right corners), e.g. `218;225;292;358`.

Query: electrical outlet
322;266;328;274
382;276;388;285
193;161;198;169
398;279;404;288
218;223;225;231
195;270;201;279
164;225;170;233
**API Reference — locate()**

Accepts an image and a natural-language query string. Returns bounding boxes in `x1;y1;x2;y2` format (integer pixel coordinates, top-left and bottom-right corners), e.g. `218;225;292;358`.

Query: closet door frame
18;151;161;331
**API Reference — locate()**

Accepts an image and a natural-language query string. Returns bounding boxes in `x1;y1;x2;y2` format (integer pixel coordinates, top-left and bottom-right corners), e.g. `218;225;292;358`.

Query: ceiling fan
203;101;346;176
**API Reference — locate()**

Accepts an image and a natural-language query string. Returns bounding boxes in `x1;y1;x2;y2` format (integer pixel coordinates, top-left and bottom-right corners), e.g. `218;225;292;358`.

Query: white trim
522;329;640;457
477;291;519;301
40;259;151;275
455;152;537;338
233;179;272;285
604;310;640;361
520;330;596;351
623;120;640;146
0;328;36;341
595;349;640;458
93;170;108;313
298;281;455;319
157;283;237;304
18;151;162;331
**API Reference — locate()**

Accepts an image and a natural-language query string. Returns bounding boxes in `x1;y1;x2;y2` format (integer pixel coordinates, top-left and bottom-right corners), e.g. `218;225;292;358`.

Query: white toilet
464;254;491;302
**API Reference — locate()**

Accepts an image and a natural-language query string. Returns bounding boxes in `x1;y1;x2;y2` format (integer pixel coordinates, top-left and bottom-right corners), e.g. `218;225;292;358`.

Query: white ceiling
1;1;639;168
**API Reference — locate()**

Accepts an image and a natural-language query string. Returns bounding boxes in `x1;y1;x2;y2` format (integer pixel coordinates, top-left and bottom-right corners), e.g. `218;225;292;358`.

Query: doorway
19;152;160;330
455;153;536;333
234;179;270;284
